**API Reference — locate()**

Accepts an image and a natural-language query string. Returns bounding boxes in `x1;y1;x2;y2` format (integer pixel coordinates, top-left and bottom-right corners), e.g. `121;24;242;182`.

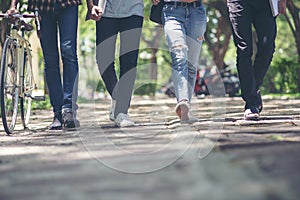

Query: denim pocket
195;5;207;21
196;5;206;14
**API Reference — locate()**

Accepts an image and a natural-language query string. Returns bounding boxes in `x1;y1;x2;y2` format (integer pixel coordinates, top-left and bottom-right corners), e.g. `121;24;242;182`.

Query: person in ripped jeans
153;0;207;122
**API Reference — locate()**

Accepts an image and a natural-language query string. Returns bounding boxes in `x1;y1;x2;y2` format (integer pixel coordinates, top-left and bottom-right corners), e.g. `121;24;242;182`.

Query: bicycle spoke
0;11;41;134
0;38;19;135
21;48;34;128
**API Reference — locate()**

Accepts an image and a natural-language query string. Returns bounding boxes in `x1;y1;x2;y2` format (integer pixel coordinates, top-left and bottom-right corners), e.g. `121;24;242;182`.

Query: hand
6;6;19;24
278;0;287;15
152;0;160;6
6;6;19;15
89;6;103;21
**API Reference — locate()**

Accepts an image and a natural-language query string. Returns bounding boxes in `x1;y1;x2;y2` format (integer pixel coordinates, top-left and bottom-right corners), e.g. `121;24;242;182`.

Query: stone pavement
0;96;300;200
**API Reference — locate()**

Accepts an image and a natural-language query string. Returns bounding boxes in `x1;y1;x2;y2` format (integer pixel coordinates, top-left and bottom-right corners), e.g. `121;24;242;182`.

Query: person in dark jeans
8;0;81;129
86;0;144;127
227;0;287;120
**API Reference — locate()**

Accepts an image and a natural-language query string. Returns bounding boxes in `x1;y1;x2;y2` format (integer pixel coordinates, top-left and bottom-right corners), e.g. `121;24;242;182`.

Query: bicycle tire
20;48;33;129
0;38;19;135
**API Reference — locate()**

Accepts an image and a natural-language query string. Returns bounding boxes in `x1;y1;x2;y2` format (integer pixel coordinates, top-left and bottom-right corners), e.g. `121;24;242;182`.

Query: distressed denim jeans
39;4;79;113
163;3;207;103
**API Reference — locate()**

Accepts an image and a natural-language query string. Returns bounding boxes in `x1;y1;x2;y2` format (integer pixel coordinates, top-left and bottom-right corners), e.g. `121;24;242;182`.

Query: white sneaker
175;100;189;121
109;99;116;121
115;113;135;127
244;108;260;120
187;112;198;123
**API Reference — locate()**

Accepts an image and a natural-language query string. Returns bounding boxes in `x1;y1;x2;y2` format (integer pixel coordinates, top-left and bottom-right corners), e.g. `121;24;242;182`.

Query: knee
44;64;60;74
236;42;253;60
60;40;77;61
259;37;275;55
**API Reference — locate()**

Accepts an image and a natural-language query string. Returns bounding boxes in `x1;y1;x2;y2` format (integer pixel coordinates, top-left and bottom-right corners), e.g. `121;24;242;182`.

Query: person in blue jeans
8;0;81;130
227;0;287;120
86;0;144;127
153;0;207;122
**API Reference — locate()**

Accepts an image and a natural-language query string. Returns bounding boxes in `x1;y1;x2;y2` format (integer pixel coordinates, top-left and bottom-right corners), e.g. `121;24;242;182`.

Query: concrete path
0;96;299;200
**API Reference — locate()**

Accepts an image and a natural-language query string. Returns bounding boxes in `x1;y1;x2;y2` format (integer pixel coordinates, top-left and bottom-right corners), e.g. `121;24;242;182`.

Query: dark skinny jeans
96;15;143;116
40;4;79;113
227;0;276;109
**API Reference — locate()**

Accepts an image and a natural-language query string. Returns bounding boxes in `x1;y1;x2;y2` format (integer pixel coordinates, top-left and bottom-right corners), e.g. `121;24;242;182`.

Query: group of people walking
6;0;287;129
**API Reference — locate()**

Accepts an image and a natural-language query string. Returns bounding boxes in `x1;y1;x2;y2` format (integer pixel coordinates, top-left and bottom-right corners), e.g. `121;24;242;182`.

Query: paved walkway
0;96;299;200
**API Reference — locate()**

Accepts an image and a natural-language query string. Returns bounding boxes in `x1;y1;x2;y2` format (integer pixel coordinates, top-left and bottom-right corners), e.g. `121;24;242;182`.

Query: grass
4;92;298;112
263;93;300;99
31;95;51;110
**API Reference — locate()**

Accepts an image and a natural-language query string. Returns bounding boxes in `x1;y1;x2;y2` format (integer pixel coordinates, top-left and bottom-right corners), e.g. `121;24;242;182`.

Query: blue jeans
227;0;276;109
163;3;207;103
39;4;79;113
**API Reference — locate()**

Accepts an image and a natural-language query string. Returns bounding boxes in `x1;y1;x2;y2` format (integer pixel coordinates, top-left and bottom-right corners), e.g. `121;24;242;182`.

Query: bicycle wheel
20;48;34;128
0;38;19;135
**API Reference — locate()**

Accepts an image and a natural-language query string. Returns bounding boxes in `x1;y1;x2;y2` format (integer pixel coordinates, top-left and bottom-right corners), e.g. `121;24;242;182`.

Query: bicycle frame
9;26;36;99
0;11;40;134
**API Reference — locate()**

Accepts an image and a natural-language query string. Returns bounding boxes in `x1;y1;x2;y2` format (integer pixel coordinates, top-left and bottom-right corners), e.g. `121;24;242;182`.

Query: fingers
152;0;160;5
90;6;103;21
6;8;19;15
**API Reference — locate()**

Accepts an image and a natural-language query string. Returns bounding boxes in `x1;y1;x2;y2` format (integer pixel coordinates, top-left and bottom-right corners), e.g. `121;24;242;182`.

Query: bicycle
0;9;43;135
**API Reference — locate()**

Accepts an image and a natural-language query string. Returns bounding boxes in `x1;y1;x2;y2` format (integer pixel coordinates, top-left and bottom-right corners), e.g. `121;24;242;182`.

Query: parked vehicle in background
163;66;240;98
220;66;240;97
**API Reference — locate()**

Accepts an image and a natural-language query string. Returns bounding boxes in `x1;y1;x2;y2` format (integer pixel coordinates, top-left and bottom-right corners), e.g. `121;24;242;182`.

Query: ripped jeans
163;3;207;103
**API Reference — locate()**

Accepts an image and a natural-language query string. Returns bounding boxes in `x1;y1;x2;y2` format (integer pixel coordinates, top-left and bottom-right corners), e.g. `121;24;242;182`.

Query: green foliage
275;14;298;58
134;81;157;96
0;97;51;116
262;56;299;93
96;79;106;92
261;11;299;94
264;93;300;99
44;0;300;97
2;0;297;96
31;95;51;110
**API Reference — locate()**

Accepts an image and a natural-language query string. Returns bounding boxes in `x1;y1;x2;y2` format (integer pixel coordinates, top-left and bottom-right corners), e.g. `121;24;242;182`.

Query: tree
0;0;10;58
0;0;28;60
205;0;232;70
284;0;300;89
285;0;300;63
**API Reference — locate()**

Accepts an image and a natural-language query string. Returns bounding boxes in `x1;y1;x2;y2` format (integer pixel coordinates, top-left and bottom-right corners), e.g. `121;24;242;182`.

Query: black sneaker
48;112;63;130
62;108;80;129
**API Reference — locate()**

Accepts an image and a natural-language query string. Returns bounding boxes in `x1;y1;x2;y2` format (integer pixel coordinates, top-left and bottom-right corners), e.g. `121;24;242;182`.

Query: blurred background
0;0;299;107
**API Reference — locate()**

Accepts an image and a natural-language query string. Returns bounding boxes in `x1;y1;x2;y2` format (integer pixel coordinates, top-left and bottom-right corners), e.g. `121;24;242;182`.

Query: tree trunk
140;25;164;96
0;0;10;58
285;0;300;89
206;0;232;70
